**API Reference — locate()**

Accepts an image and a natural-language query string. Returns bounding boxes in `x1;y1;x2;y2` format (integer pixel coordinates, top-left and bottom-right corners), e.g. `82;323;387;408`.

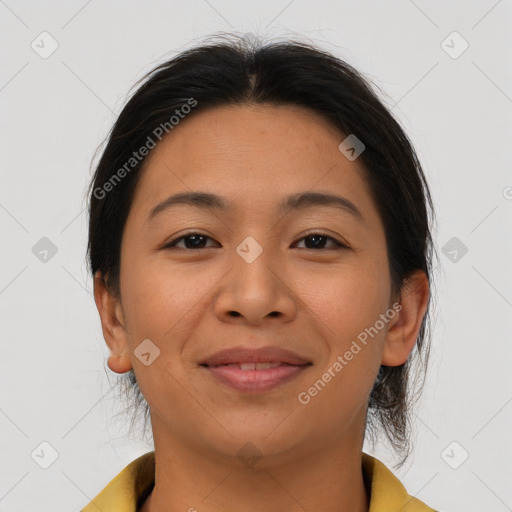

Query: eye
163;232;348;251
292;233;347;250
163;233;219;250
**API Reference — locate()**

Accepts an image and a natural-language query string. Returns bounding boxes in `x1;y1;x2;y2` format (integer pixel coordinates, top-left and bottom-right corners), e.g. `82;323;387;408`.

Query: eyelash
163;231;348;251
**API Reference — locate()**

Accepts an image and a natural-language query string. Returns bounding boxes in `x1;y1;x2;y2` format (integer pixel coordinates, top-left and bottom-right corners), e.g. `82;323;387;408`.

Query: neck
141;425;370;512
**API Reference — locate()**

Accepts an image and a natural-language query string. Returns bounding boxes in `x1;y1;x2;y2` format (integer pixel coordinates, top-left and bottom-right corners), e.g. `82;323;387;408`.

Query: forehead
128;103;382;230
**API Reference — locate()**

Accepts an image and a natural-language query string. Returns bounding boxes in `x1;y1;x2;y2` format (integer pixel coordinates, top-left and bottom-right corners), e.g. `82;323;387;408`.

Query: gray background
1;1;511;511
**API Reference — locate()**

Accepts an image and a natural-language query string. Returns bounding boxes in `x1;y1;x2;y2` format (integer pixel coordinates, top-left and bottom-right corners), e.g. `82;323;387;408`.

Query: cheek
297;258;390;341
295;338;380;440
119;255;217;344
118;259;200;414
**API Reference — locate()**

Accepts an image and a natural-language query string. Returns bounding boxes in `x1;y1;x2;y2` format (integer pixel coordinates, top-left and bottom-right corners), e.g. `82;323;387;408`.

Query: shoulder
81;451;155;512
362;453;438;512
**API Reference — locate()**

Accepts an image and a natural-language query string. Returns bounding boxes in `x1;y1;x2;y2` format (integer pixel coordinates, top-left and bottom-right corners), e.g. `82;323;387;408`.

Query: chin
196;419;309;468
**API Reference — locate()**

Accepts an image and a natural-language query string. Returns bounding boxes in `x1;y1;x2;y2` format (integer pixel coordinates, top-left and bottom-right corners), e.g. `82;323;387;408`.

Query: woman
83;34;439;511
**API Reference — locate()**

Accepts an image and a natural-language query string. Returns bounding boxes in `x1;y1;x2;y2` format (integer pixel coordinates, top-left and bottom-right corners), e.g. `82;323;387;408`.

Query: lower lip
202;364;310;393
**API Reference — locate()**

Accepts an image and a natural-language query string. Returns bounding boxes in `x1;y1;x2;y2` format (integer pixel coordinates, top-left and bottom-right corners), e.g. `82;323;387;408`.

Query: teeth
223;362;282;370
255;361;282;370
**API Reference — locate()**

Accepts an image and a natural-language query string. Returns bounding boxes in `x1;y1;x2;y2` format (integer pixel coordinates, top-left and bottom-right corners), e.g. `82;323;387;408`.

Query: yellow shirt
81;451;437;511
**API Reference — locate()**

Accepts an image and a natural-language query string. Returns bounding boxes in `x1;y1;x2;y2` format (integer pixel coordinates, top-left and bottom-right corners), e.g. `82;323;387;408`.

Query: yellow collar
81;451;436;511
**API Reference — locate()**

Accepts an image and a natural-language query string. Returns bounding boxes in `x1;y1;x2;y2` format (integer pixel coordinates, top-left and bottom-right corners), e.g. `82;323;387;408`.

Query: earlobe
381;270;430;367
93;271;132;373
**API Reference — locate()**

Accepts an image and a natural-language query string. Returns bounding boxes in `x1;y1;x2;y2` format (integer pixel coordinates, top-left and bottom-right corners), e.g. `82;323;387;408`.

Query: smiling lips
200;346;312;393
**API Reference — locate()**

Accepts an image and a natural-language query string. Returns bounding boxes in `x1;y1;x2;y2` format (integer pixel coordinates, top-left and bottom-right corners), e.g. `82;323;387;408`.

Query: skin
94;103;429;512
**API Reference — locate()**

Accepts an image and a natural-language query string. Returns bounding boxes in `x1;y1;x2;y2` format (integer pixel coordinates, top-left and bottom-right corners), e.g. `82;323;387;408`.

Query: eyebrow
147;191;364;223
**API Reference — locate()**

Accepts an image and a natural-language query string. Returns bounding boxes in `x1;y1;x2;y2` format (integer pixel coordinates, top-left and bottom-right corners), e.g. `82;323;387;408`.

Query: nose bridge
232;234;280;298
213;233;296;324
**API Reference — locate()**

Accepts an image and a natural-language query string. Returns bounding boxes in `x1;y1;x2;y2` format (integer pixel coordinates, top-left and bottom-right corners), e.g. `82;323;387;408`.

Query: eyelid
292;231;348;250
162;230;349;250
162;230;218;249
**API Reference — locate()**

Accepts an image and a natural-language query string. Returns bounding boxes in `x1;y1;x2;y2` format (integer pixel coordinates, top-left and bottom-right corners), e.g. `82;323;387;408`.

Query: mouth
199;346;312;393
208;361;287;370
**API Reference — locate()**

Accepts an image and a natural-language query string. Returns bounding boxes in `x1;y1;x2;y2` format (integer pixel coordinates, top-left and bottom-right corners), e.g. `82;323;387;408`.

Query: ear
93;271;132;373
381;270;430;366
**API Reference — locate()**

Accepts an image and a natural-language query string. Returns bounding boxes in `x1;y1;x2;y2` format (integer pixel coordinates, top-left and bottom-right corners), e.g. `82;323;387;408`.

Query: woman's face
110;103;401;463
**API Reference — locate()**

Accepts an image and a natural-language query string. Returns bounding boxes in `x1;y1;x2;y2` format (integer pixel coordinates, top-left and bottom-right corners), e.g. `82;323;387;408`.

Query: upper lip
200;346;312;366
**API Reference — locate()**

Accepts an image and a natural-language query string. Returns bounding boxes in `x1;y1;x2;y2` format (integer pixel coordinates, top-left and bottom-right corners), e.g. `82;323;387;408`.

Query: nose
212;246;297;326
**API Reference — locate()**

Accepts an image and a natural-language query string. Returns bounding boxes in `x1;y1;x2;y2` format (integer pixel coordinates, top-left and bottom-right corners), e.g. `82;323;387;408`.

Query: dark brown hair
86;33;438;468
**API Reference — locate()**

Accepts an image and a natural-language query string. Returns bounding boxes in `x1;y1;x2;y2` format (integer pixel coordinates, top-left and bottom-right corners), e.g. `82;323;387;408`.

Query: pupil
306;235;325;249
188;235;205;248
184;235;327;249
